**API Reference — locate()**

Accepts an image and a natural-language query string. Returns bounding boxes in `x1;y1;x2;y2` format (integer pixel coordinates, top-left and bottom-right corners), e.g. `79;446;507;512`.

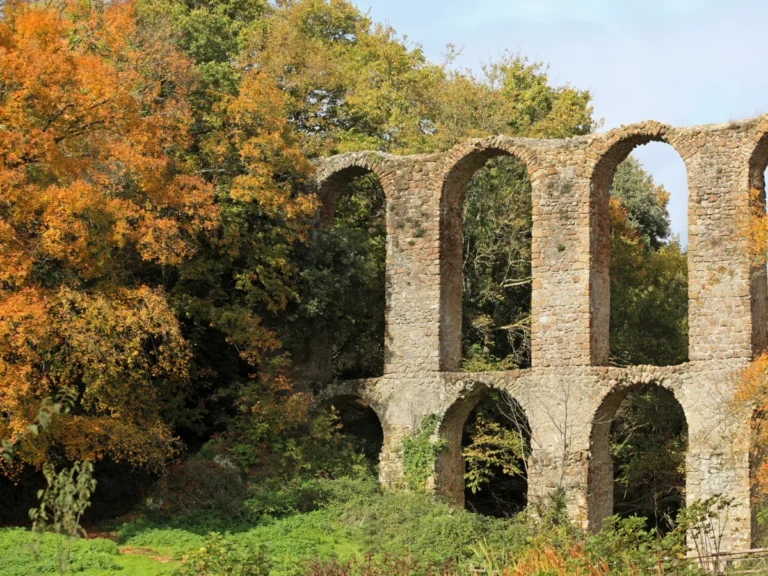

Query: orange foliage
0;0;216;472
502;544;616;576
735;353;768;497
609;196;640;242
739;188;768;269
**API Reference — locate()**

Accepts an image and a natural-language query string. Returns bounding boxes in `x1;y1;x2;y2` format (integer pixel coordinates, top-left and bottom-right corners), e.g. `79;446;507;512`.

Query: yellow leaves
0;0;218;268
463;414;525;493
0;0;211;472
736;353;768;404
228;70;312;178
215;68;316;238
0;285;190;470
738;187;768;269
735;354;768;499
503;544;614;576
212;306;281;365
0;0;217;278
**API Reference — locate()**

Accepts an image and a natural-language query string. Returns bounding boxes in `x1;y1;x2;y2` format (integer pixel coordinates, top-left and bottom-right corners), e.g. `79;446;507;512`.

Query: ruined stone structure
313;115;768;549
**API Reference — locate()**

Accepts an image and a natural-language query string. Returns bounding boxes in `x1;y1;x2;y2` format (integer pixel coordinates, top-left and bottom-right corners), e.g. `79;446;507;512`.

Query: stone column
684;371;753;550
531;146;595;367
383;157;445;375
686;131;760;361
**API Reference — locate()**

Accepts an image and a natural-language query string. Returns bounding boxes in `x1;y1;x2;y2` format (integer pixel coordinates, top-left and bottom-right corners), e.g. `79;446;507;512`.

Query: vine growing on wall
402;414;448;491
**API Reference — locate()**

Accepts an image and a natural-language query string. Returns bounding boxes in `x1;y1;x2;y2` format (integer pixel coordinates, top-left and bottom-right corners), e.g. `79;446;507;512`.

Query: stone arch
747;129;768;354
587;378;689;531
314;154;393;228
588;124;688;366
308;156;391;382
316;388;385;466
434;381;533;512
438;140;539;371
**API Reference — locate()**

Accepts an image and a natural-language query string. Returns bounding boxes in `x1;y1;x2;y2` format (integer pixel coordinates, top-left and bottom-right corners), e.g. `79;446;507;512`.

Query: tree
609;158;671;249
610;385;688;533
0;0;216;473
131;0;320;450
0;0;318;475
608;159;688;367
462;390;531;517
247;2;597;377
461;157;533;371
607;159;689;532
286;173;386;380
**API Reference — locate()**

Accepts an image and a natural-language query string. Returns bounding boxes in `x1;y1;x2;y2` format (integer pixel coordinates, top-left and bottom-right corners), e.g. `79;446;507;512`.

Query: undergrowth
0;462;712;576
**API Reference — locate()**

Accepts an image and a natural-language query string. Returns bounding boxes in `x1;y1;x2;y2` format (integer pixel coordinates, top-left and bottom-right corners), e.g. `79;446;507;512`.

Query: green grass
0;476;533;575
0;477;714;576
0;527;177;575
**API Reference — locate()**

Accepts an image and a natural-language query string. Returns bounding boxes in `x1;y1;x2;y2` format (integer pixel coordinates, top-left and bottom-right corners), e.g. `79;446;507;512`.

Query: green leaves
1;392;76;464
29;460;96;575
401;414;447;491
463;415;525;494
462;156;533;371
609;159;688;367
610;386;688;532
175;532;271;576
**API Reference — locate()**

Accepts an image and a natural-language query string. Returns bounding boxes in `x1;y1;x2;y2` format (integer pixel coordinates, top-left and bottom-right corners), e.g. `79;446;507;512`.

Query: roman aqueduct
311;115;768;549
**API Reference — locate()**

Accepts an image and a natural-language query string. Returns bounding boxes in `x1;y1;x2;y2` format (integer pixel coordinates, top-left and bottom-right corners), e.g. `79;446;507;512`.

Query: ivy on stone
402;414;448;491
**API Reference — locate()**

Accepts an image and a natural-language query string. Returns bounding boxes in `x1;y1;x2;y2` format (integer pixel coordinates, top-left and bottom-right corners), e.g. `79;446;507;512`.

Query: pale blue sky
353;0;768;246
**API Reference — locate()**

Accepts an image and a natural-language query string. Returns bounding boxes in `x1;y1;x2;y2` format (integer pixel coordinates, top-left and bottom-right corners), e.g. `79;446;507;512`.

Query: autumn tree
120;0;320;457
609;158;688;367
735;187;768;542
0;0;316;475
0;0;217;472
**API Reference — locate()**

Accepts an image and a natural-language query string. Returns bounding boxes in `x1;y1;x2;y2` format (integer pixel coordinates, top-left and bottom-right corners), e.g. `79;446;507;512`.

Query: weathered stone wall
312;115;768;549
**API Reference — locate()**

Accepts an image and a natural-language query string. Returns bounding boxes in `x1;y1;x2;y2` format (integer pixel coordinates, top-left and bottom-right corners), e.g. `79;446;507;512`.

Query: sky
352;0;768;246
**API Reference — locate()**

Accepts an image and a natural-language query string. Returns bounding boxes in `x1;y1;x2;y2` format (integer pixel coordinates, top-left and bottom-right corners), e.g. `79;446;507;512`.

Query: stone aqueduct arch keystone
311;116;768;549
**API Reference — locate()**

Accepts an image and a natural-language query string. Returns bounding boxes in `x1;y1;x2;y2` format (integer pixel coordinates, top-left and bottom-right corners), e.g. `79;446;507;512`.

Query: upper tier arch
437;138;542;371
311;114;768;372
313;151;398;227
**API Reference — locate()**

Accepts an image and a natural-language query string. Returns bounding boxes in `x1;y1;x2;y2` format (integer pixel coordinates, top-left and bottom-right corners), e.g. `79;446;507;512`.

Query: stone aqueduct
311;115;768;549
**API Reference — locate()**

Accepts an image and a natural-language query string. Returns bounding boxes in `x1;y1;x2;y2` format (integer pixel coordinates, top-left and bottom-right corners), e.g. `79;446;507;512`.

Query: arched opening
750;407;768;546
592;136;689;367
291;167;386;382
440;149;534;372
589;383;688;533
321;395;384;469
461;389;531;517
747;133;768;354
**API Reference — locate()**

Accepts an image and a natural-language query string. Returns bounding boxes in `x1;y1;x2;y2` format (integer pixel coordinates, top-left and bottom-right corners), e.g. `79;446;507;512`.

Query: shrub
147;456;245;518
175;532;270;576
303;553;448;576
244;475;380;520
584;515;698;575
503;544;611;576
29;460;96;575
0;528;121;576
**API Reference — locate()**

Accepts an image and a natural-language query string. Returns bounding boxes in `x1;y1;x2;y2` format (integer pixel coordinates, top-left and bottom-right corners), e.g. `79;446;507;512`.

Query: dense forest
0;1;760;575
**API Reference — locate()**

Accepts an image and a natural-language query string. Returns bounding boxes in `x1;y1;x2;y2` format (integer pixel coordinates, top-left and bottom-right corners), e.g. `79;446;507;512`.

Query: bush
244;475;381;520
336;486;529;567
584;515;699;575
303;553;447;576
401;415;447;491
0;528;121;576
147;456;245;518
175;532;270;576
